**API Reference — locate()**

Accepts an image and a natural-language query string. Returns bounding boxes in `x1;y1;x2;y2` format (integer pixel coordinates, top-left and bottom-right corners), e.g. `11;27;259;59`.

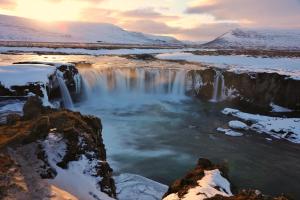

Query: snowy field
156;52;300;79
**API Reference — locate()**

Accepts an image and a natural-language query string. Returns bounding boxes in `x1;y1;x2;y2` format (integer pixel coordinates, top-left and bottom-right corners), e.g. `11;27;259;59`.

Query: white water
80;67;189;106
210;71;226;102
56;73;74;109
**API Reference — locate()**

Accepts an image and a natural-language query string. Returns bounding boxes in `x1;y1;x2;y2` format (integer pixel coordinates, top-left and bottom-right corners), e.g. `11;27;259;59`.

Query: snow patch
228;120;249;130
270;103;293;113
163;169;232;200
42;132;114;200
222;108;300;143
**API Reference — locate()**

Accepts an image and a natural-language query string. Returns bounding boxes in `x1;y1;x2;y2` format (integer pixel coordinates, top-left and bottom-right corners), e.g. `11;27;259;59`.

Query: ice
163;169;232;200
222;108;300;143
217;128;244;137
115;173;168;200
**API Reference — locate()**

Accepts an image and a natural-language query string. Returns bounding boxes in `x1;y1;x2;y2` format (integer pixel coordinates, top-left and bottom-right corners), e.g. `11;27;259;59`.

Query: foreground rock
0;96;116;199
163;158;290;200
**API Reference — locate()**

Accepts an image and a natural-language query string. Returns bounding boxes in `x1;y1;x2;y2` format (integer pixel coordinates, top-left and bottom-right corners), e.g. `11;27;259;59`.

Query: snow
228;120;249;130
0;99;24;124
42;132;114;200
0;46;186;56
217;128;243;137
203;28;300;50
270;103;293;113
222;108;300;143
0;64;56;88
156;52;300;79
163;169;232;200
115;173;168;200
0;14;181;45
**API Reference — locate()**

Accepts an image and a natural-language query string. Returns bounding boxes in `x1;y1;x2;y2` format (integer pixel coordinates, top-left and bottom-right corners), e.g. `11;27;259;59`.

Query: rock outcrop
0;96;116;199
188;69;300;110
163;158;290;200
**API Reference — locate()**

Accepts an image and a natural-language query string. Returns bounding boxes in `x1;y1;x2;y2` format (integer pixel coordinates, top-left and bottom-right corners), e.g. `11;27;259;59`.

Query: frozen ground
0;64;55;88
0;46;187;56
222;108;300;143
156;52;300;79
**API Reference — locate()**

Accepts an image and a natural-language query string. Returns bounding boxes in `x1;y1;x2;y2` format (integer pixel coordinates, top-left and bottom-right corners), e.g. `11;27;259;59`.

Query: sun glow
13;0;85;22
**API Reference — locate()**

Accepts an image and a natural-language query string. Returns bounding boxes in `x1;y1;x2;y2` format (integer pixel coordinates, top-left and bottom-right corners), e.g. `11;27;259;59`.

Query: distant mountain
202;28;300;50
0;14;182;45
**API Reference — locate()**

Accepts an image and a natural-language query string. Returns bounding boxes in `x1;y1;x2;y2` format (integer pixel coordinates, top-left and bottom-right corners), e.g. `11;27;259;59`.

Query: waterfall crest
56;72;74;109
79;67;188;100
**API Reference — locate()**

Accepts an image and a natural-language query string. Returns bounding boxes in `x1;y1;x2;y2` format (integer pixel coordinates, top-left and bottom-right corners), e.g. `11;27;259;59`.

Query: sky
0;0;300;41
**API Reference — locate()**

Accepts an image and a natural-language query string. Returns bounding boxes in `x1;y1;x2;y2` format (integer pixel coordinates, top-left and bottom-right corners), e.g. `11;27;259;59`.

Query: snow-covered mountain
0;14;182;45
202;28;300;50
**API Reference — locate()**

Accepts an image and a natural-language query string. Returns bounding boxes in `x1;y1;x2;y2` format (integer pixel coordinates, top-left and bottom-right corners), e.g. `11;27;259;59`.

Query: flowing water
56;73;74;109
0;54;299;198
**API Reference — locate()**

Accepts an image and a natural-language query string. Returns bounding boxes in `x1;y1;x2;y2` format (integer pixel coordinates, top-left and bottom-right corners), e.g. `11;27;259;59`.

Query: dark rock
6;114;21;125
22;96;43;120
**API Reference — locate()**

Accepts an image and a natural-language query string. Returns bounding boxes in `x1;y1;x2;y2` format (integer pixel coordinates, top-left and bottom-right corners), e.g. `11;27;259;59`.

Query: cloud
121;8;179;20
121;20;179;34
0;0;16;10
185;0;300;28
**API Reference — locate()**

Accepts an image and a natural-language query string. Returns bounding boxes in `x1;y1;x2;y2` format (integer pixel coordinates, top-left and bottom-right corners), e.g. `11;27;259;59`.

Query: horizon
0;0;300;41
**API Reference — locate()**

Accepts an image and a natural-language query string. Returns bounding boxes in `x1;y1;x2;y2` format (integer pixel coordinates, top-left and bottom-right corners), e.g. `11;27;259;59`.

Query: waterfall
210;71;226;102
79;67;188;100
56;72;74;109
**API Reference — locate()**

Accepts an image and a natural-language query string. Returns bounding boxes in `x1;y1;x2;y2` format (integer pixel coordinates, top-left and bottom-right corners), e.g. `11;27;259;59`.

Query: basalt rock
188;69;300;110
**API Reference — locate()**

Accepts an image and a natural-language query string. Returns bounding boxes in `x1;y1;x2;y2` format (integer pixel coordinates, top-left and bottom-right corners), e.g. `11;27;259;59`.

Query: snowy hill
202;28;300;50
0;14;182;45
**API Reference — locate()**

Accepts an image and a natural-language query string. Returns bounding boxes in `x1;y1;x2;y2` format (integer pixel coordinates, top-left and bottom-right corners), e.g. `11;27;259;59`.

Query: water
75;65;300;199
56;73;74;109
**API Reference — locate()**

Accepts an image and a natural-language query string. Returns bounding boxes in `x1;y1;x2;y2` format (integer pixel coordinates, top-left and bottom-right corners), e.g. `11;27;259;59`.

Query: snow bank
163;169;232;200
217;128;243;137
43;132;114;200
156;52;300;79
115;173;168;200
0;64;55;87
222;108;300;143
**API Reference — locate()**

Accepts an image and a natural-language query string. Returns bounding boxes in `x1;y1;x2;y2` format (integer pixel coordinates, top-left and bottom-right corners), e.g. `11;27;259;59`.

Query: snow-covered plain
0;64;55;87
0;46;186;56
163;169;232;200
156;52;300;79
222;108;300;143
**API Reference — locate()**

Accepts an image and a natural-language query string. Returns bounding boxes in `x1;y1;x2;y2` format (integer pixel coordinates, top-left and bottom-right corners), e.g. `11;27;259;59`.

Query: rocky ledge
0;96;116;199
163;158;290;200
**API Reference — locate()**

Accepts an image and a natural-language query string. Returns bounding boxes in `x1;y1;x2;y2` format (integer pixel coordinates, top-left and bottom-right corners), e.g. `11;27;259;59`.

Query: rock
22;96;43;120
6;114;21;125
